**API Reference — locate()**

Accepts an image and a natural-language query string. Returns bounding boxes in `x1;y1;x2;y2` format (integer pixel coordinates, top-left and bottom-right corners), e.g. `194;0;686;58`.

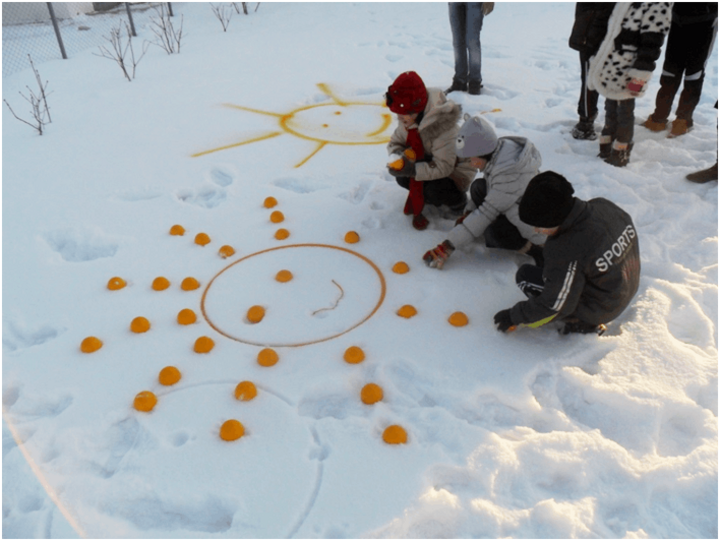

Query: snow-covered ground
3;3;717;538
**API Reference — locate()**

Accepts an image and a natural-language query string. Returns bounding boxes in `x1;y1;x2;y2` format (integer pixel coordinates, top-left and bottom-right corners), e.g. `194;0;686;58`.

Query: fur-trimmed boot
604;141;633;168
598;135;613;159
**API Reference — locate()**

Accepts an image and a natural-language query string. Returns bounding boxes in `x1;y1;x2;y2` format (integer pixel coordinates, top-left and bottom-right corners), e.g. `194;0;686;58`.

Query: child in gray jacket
423;114;546;269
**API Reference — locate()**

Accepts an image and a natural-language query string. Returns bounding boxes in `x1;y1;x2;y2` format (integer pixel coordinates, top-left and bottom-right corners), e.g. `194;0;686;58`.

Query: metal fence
2;3;170;78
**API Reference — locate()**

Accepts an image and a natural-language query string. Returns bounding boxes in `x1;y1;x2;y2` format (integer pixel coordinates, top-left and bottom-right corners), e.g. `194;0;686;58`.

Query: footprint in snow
43;226;119;262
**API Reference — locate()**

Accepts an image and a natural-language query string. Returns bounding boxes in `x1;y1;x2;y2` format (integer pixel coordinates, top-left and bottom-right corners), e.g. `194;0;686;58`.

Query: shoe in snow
444;79;467;95
668;118;693;138
571;120;597;140
560;321;606;336
642;114;667;132
686;162;718;184
468;81;483;95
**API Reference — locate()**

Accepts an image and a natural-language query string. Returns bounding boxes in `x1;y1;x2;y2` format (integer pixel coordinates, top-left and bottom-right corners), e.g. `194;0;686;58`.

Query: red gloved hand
627;78;645;96
423;240;455;269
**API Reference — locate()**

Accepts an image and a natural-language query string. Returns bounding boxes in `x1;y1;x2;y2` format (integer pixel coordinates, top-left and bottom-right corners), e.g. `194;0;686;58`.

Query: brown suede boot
642;115;667;132
668;118;693;138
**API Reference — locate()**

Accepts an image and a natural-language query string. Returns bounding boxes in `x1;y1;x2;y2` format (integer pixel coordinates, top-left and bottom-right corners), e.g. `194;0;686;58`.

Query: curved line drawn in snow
312;280;345;317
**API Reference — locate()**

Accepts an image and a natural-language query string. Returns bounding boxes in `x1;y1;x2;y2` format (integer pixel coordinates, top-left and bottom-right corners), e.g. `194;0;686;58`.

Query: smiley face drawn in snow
191;83;393;167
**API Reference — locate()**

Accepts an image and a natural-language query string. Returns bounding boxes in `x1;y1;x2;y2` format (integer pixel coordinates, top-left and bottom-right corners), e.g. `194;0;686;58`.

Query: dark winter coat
671;2;718;26
510;198;640;327
568;2;616;55
587;2;672;100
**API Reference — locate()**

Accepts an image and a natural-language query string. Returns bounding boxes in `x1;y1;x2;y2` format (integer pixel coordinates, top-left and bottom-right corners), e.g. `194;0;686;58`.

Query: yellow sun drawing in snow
191;83;393;167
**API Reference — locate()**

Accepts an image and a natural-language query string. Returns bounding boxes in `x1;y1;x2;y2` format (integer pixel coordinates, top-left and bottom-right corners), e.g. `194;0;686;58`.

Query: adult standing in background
568;3;616;140
642;3;718;138
445;3;494;96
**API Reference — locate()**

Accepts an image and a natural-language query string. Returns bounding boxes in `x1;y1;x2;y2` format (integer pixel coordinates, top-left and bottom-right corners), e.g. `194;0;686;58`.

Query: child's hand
387;156;416;178
627;78;645;96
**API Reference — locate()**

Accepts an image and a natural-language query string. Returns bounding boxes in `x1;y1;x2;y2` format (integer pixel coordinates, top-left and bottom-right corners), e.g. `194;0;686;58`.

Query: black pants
651;18;717;123
577;49;600;122
601;99;635;144
395;176;466;208
469;178;527;251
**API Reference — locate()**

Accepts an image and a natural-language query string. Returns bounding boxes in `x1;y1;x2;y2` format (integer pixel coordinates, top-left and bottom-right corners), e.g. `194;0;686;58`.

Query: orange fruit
107;277;126;290
275;270;293;283
181;277;200;291
247;305;265;324
274;228;290;240
263;196;278;208
177;308;197;325
158;366;181;386
195;233;211;246
220;419;245;441
382;425;407;444
392;262;410;274
219;245;235;258
257;348;279;367
361;383;383;405
169;224;185;236
130;316;150;333
194;336;215;353
133;391;157;412
234;381;257;401
270;211;285;224
397;305;417;319
448;312;469;327
80;336;103;353
344;231;360;244
152;277;170;291
343;346;365;364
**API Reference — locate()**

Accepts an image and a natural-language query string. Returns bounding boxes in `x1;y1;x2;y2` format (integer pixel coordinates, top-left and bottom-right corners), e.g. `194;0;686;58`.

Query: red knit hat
386;71;428;115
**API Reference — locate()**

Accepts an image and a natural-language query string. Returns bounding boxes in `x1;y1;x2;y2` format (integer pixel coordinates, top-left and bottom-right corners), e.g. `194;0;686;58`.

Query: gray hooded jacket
447;136;546;248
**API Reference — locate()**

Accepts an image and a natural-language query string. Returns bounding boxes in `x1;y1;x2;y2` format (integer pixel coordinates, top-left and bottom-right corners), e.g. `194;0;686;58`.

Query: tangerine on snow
382;425;408;444
195;233;211;246
133;391;157;412
344;231;360;244
130;316;151;333
275;228;290;240
80;336;103;353
169;225;185;236
152;277;170;291
270;211;285;223
194;336;215;353
448;312;469;327
181;277;200;291
177;308;197;325
361;383;383;405
257;348;279;367
263;196;278;208
275;269;293;283
247;305;265;323
159;366;181;386
234;381;258;401
343;346;365;364
220;419;245;441
392;262;410;274
397;305;418;318
219;245;236;258
107;277;126;290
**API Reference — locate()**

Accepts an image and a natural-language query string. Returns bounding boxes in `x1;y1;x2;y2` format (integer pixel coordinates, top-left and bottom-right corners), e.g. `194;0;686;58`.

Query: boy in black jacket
493;172;640;336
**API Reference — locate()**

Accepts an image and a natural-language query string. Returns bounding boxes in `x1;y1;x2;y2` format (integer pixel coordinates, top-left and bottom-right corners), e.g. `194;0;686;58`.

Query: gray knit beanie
456;114;498;158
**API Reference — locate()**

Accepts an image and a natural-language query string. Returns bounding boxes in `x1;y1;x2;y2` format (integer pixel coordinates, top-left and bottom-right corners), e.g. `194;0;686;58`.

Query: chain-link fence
2;3;170;79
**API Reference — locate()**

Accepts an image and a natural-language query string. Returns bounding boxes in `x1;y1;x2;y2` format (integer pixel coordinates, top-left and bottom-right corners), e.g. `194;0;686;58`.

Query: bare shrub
3;55;52;135
149;4;184;54
211;3;234;32
93;21;149;82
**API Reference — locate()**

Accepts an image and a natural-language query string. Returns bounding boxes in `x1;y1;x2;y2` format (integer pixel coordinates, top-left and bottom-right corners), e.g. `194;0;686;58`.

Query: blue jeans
449;3;484;85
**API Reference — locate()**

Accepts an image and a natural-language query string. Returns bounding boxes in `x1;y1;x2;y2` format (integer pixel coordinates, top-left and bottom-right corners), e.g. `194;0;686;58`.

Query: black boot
468;80;483;95
686;162;718;183
444;79;467;95
605;142;634;168
561;320;607;336
598;135;612;159
571;116;597;140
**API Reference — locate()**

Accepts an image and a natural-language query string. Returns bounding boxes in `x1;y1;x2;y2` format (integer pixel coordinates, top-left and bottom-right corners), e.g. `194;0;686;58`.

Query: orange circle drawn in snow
201;244;386;348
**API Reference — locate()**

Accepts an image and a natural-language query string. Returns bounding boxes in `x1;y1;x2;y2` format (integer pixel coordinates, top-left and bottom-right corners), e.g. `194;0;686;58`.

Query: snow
2;2;717;538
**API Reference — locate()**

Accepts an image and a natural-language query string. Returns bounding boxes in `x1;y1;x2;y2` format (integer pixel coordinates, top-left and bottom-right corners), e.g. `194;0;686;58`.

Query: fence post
167;3;174;16
125;3;137;36
46;3;67;59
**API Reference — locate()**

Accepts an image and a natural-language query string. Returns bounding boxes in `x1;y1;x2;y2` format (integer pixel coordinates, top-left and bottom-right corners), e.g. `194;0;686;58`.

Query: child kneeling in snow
385;71;476;231
423;114;546;269
493;171;641;336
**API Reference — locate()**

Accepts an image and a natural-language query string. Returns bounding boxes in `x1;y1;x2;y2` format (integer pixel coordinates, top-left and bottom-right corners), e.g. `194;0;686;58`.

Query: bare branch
93;21;148;81
3;55;51;135
149;4;184;54
210;3;234;32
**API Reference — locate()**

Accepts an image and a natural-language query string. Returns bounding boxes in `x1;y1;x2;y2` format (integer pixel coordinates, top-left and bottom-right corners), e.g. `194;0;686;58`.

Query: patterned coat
587;2;672;100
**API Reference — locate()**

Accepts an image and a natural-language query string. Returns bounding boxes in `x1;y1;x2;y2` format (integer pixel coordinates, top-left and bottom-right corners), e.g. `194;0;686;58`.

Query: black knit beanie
519;171;575;228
